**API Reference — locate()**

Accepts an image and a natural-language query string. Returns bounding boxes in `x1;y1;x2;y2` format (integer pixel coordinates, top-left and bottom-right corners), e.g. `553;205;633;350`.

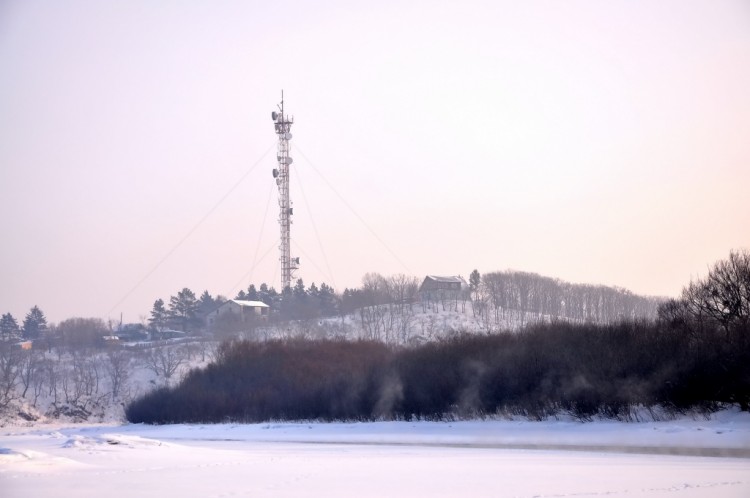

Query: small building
13;341;33;351
205;299;270;328
419;275;467;294
418;275;468;309
115;323;149;342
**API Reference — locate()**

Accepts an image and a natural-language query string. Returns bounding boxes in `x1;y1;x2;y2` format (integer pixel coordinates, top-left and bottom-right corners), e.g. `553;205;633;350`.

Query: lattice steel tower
271;92;299;290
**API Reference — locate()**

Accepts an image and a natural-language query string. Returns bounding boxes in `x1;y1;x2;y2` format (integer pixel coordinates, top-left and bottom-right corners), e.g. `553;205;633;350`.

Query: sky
1;0;749;324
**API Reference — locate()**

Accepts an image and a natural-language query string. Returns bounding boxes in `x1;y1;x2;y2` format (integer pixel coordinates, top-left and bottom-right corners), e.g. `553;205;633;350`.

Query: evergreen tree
318;283;338;317
257;284;280;312
307;282;320;299
22;306;47;340
267;285;278;299
198;290;216;314
258;283;271;305
469;269;482;317
469;269;481;293
0;313;20;341
340;288;361;315
149;299;169;331
293;279;306;298
169;288;199;332
246;284;259;301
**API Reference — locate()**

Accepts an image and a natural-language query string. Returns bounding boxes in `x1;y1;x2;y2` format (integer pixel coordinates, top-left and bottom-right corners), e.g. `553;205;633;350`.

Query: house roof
424;275;465;284
230;299;270;308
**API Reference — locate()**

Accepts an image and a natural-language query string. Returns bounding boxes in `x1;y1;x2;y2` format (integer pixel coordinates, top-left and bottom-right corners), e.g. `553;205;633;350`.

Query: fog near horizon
1;0;749;324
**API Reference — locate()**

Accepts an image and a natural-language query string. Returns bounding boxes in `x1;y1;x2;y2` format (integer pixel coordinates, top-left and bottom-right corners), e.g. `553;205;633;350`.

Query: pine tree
258;284;280;312
293;279;306;298
246;284;259;301
149;299;169;331
198;290;216;314
318;283;338;317
307;282;320;299
469;269;481;292
0;313;20;341
169;288;199;332
258;283;271;305
469;270;481;318
22;306;47;340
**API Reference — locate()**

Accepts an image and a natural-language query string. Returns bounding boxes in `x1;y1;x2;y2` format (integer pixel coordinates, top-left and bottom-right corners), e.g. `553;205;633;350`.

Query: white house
205;299;270;328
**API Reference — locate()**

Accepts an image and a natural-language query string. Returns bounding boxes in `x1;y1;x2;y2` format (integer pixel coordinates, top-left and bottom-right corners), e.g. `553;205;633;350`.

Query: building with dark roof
418;275;468;311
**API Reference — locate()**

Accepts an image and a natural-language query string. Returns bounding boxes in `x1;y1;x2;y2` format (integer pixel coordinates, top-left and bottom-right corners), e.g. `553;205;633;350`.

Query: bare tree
29;357;50;407
357;273;389;341
57;317;108;351
104;349;132;402
18;349;43;399
683;250;750;332
194;338;218;362
0;343;22;409
42;357;61;405
143;345;188;384
59;353;103;409
482;272;505;326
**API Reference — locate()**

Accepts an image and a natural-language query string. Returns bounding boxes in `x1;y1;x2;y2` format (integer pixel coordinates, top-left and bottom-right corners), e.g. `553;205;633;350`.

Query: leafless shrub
0;343;22;409
17;349;43;399
142;345;188;384
104;349;133;402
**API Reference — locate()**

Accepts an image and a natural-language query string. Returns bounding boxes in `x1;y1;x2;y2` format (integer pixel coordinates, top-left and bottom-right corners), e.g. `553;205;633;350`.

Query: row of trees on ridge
126;250;750;423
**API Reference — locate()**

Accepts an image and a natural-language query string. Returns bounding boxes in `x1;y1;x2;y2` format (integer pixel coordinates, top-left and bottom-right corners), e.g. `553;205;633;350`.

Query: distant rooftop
231;299;270;308
425;275;465;284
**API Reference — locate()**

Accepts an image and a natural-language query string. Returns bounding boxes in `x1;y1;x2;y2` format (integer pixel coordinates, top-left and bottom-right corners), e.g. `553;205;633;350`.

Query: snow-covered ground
2;409;749;497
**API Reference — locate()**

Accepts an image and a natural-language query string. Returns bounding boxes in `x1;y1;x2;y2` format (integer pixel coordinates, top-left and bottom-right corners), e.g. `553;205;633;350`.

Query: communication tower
271;92;299;290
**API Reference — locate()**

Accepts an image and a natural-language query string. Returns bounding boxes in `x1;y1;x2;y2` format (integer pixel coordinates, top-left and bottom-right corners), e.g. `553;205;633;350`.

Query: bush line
125;319;750;424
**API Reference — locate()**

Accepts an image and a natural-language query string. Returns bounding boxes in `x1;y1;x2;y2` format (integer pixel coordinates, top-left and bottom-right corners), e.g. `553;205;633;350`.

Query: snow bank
2;410;749;497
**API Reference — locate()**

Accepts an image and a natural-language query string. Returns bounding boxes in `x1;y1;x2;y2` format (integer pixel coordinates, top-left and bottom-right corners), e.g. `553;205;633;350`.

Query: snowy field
2;410;749;497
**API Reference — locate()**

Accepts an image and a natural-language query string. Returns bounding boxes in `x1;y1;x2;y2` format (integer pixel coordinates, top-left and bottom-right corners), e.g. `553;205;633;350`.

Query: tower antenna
271;91;298;290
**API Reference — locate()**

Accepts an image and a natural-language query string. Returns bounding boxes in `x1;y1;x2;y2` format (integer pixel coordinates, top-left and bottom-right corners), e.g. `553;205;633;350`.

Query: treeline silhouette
125;250;749;423
475;271;660;326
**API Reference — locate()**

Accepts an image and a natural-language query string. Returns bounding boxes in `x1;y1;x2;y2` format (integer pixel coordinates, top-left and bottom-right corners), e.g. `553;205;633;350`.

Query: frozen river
2;414;749;497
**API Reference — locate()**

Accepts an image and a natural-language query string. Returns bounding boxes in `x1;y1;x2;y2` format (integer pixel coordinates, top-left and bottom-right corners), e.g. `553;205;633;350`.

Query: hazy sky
1;0;749;324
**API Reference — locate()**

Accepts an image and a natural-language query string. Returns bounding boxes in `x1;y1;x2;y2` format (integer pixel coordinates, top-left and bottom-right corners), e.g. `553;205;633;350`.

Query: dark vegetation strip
125;320;749;424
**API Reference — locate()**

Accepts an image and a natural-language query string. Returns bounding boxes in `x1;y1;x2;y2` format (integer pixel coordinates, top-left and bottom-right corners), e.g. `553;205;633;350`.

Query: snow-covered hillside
0;343;213;426
256;304;573;344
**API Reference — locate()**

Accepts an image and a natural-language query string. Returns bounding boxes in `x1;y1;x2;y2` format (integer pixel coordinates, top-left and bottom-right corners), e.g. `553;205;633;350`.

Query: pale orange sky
1;0;749;323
